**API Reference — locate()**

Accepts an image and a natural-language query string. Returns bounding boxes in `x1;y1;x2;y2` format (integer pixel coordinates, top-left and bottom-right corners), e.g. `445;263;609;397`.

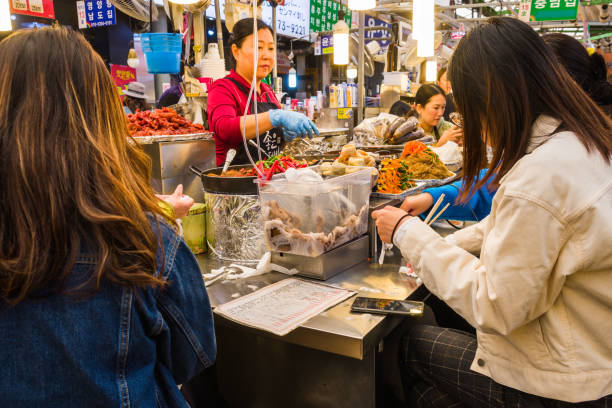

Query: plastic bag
353;113;400;146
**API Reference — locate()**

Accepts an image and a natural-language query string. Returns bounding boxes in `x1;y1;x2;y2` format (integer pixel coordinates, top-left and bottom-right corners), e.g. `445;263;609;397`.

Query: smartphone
350;297;425;317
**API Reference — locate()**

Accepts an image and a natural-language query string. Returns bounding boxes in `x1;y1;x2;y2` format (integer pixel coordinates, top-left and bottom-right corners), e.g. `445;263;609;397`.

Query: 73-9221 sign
262;0;310;39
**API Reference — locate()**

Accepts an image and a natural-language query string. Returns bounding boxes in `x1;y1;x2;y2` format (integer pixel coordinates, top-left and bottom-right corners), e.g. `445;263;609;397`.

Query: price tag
337;108;352;119
10;0;54;18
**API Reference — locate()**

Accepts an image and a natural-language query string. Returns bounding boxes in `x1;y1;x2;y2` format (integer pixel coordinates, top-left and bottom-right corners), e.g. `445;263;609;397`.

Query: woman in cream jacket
373;18;612;407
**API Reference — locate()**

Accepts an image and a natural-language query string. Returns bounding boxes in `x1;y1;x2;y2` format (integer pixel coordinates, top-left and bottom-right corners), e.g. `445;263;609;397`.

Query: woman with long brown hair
0;27;215;406
373;17;611;406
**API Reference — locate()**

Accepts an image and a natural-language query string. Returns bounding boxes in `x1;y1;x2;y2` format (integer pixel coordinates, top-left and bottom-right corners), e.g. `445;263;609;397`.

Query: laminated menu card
214;278;355;336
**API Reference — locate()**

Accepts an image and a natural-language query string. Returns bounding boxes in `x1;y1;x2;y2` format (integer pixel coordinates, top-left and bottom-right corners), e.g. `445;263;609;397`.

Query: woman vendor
410;84;462;147
208;18;319;166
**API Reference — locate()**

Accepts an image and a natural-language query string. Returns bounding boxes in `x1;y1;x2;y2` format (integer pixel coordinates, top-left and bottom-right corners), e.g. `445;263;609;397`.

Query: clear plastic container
257;166;371;257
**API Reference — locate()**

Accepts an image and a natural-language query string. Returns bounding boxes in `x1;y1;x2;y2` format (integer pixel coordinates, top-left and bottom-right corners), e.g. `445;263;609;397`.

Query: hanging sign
110;64;137;100
309;0;352;33
529;0;578;21
10;0;55;19
518;0;532;22
262;0;310;39
277;51;291;74
320;34;333;55
76;0;116;28
364;15;391;48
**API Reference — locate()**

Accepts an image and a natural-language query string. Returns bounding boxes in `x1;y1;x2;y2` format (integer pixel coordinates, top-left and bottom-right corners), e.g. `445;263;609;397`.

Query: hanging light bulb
288;66;297;89
127;47;140;68
348;0;375;11
333;10;349;65
1;1;12;32
347;62;357;80
425;59;437;82
414;0;434;58
412;0;421;42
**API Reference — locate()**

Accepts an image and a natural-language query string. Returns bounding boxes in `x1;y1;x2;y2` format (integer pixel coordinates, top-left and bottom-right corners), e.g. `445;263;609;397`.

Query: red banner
10;0;55;19
110;64;137;100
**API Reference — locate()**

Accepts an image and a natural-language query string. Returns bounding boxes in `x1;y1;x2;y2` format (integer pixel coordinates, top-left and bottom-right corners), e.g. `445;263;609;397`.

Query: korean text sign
530;0;578;21
110;64;137;100
364;15;391;49
262;0;310;38
76;0;116;28
310;0;352;33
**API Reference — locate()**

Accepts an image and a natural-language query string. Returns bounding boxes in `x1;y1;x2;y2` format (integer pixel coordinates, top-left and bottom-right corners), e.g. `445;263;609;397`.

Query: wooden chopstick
427;203;450;226
423;194;445;225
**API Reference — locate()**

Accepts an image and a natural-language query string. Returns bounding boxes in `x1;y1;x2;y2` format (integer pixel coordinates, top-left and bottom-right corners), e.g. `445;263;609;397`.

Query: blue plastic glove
269;110;319;140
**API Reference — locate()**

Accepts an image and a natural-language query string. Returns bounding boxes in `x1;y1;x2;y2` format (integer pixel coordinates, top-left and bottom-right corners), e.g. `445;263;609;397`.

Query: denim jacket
0;218;216;407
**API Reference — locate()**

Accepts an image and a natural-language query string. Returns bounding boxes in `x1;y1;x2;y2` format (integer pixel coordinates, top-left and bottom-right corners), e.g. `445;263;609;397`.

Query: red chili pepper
265;161;278;180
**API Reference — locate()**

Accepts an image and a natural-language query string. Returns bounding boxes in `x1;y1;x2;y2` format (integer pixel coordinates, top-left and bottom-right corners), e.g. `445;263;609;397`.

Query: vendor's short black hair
227;18;273;69
389;100;412;117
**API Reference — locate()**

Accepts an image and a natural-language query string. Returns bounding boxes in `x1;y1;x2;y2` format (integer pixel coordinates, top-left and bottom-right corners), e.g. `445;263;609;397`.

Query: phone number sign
262;0;310;39
76;0;116;28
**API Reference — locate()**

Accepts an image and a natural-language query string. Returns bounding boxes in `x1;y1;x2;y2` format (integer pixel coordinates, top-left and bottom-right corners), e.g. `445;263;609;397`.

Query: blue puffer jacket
422;169;497;222
0;218;216;407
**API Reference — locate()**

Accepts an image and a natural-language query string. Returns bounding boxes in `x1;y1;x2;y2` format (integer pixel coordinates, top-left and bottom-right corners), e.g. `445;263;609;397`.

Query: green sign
530;0;578;21
310;0;352;33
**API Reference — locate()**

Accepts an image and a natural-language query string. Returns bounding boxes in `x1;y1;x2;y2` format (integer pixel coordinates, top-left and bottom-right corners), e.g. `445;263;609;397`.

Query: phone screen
351;297;424;316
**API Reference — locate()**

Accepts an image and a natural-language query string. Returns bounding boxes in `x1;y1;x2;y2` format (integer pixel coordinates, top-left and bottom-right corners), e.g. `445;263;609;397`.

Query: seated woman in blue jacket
402;169;496;222
0;27;216;407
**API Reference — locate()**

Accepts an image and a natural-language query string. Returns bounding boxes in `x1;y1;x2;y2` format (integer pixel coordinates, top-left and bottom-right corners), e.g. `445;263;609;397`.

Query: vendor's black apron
228;78;283;165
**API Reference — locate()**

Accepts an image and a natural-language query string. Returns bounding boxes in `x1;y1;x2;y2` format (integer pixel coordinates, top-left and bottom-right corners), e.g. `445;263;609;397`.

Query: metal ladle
222;149;237;173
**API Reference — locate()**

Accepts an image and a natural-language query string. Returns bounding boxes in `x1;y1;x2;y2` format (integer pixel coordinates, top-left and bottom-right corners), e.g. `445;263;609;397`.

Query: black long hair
227;18;273;70
542;33;612;111
448;17;611;202
407;83;446;118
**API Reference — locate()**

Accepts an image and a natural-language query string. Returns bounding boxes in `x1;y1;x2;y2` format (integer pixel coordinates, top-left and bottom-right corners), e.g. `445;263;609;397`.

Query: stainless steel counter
197;250;422;360
137;132;216;203
318;127;350;137
195;221;455;408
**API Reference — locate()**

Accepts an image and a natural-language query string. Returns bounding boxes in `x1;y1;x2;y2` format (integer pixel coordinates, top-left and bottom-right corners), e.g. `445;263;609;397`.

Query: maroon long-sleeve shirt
207;70;281;166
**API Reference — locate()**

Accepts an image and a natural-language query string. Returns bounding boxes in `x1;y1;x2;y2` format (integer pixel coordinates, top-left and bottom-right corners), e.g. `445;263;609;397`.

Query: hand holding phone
350;297;424;316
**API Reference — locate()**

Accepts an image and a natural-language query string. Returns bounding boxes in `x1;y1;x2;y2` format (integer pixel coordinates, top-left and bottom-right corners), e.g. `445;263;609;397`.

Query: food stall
183;132;461;407
136;4;465;407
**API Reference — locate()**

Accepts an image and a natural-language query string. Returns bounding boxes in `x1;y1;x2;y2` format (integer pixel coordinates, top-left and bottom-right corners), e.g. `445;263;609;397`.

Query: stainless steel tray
271;235;369;281
371;181;428;200
132;132;214;144
411;172;459;187
370;171;459;200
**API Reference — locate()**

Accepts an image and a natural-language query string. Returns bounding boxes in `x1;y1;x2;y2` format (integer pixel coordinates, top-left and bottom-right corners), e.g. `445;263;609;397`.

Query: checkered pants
400;325;611;408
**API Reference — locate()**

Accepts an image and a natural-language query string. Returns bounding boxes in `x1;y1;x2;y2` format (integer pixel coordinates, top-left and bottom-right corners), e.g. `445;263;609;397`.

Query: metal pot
190;164;258;195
